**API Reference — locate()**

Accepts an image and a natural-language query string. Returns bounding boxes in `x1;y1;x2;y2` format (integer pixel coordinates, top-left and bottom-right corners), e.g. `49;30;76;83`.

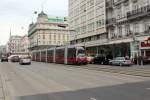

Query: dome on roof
38;11;47;17
37;11;48;23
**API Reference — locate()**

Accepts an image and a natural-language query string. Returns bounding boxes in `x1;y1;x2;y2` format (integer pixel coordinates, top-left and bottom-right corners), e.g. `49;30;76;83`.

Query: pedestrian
138;56;143;66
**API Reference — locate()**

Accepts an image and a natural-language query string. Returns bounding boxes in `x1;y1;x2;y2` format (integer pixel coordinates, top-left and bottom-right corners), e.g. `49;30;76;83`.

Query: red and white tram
35;51;40;62
55;47;65;64
32;46;87;65
41;50;47;62
66;46;87;65
47;48;55;63
32;51;36;61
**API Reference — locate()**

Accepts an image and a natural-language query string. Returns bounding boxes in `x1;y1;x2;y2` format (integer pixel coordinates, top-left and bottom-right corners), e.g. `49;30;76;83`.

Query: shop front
77;38;131;59
86;45;113;57
86;42;130;59
111;43;130;58
140;37;150;64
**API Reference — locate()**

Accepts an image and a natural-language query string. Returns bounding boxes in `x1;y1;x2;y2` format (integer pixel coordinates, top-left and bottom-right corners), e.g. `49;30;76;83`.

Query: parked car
11;56;20;62
109;57;133;66
19;56;31;65
1;56;8;62
93;54;105;64
93;54;112;65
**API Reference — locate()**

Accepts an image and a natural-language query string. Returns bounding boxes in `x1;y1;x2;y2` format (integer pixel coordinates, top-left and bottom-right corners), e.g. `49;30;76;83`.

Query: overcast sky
0;0;68;45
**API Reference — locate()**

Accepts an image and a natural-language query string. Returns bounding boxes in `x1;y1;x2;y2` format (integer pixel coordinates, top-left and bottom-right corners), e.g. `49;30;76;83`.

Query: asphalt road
0;62;150;100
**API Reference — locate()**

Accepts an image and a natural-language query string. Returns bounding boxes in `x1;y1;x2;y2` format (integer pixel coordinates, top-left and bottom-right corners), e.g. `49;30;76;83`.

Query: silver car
109;57;133;66
19;56;31;65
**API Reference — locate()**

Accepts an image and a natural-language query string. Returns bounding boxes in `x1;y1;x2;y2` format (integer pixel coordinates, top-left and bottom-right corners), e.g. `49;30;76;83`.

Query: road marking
146;88;150;90
90;97;97;100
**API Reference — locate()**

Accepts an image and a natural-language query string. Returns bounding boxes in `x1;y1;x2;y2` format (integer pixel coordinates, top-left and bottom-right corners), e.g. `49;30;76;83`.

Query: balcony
127;5;150;20
106;18;116;27
114;0;128;6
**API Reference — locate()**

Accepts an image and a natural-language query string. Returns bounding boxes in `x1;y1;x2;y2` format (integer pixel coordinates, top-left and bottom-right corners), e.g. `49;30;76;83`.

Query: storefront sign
141;37;150;48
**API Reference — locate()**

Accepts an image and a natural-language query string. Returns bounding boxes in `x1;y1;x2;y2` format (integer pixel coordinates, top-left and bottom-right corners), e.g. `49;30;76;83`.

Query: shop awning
107;38;133;45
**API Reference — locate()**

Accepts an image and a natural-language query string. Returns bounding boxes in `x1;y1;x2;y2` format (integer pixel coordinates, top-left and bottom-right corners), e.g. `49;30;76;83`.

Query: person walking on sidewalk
138;56;143;66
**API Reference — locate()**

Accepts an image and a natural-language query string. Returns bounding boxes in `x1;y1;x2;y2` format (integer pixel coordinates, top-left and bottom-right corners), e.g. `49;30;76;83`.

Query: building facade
0;45;6;53
69;0;107;47
28;11;70;51
7;35;22;53
106;0;150;59
0;45;6;58
69;0;150;60
20;35;30;53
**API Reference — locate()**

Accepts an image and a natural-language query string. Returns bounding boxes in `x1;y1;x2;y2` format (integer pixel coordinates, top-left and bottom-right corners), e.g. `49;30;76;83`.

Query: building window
54;34;56;40
133;3;139;10
125;24;130;36
58;34;61;40
43;34;45;39
96;20;101;28
143;22;149;31
133;23;139;33
49;34;51;39
88;22;95;32
117;8;122;19
118;26;122;37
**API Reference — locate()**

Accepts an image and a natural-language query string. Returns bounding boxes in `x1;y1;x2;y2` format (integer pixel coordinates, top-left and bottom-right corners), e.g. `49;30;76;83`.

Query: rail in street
69;64;150;77
0;62;150;100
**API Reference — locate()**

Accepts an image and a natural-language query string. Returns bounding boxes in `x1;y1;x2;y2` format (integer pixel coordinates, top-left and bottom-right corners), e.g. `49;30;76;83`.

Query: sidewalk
0;65;11;100
0;76;5;100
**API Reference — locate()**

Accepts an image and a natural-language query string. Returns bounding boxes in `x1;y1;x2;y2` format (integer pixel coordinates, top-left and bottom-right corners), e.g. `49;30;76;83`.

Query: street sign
141;37;150;49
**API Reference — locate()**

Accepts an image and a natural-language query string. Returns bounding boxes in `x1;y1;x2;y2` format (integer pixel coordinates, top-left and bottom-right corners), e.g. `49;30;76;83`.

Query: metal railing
114;0;128;6
127;4;150;19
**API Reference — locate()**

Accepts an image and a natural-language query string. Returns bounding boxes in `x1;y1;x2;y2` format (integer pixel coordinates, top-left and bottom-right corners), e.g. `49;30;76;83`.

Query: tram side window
47;50;53;57
68;48;76;58
56;49;65;58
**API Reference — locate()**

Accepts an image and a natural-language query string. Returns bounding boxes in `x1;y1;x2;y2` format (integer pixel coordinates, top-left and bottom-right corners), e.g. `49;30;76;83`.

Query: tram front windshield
77;48;86;57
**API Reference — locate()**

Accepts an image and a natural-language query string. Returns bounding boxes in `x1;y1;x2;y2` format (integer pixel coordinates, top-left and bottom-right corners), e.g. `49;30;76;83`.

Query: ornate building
7;35;22;53
106;0;150;58
69;0;150;59
20;35;30;53
28;11;70;51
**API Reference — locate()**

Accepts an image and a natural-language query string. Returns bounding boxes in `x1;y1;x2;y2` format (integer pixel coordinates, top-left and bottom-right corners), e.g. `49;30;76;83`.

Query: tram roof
31;46;84;52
